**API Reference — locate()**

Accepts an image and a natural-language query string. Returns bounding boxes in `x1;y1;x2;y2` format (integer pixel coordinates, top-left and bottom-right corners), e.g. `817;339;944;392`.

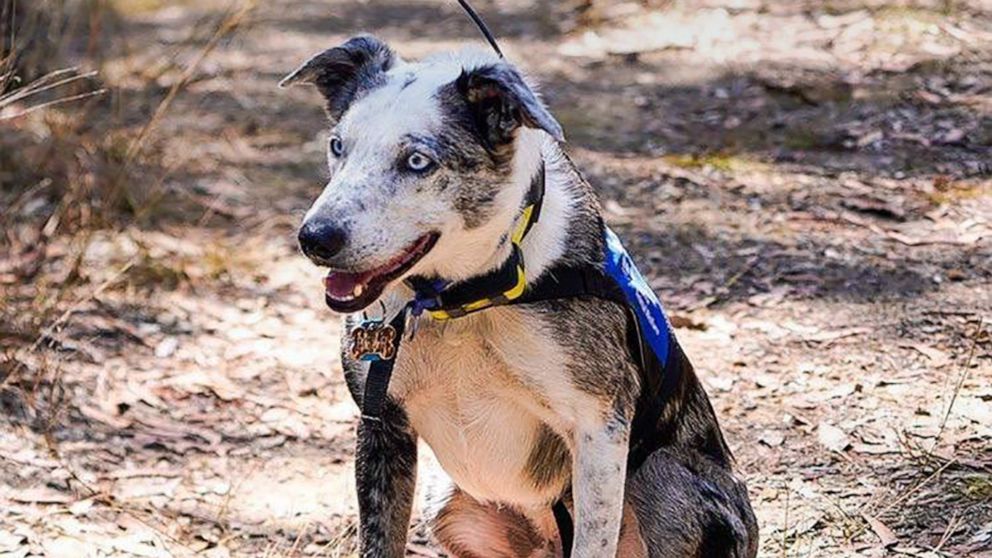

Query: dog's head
283;35;562;313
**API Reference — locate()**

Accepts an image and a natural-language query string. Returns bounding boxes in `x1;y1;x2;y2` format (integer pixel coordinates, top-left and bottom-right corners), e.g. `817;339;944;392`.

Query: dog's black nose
298;221;347;262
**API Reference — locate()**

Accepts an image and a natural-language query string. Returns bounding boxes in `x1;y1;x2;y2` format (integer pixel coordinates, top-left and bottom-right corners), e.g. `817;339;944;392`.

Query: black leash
456;0;504;58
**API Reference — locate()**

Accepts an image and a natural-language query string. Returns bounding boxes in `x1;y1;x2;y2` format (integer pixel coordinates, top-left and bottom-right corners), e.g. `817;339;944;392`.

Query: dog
283;35;758;558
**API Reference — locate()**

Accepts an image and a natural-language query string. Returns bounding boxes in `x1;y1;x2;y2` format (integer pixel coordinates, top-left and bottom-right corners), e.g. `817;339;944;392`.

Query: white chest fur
384;308;579;506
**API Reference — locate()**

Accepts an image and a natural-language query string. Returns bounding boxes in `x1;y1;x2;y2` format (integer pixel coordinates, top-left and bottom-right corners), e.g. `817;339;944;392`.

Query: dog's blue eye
406;152;434;172
329;136;344;157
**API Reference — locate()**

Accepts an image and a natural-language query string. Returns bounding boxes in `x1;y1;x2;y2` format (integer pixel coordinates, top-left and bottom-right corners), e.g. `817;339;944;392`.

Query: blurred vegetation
1;0;252;249
0;0;253;390
1;0;124;241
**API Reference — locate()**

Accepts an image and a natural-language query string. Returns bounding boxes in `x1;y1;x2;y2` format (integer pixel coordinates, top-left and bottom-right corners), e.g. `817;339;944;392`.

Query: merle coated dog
283;35;758;558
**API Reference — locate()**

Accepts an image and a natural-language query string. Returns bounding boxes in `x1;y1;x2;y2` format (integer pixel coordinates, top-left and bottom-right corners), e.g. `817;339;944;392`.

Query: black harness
349;166;686;557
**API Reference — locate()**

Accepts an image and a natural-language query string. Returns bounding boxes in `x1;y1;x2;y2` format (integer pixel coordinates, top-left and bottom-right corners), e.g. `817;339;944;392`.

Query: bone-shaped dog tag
350;320;398;361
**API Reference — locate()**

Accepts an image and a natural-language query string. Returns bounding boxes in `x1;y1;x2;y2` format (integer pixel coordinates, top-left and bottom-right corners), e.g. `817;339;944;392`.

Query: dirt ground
1;0;991;556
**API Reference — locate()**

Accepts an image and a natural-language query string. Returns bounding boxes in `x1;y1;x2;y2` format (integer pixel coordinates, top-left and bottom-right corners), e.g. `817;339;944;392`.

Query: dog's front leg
570;414;630;558
355;400;418;558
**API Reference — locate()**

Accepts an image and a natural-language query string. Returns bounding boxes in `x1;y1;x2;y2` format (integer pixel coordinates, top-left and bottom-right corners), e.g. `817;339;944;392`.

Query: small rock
754;374;779;389
69;498;94;516
817;422;851;452
155;337;179;359
706;376;735;392
759;431;785;447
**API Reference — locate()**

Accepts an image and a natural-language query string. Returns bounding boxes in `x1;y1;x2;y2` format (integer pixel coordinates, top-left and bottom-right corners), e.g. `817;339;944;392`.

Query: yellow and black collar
405;163;544;320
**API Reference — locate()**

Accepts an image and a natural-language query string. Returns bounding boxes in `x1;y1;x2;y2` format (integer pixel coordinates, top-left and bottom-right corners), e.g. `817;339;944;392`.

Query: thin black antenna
456;0;504;58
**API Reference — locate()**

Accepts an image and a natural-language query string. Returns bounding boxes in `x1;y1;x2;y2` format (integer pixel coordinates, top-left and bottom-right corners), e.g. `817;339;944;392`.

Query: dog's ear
280;35;395;120
456;63;564;147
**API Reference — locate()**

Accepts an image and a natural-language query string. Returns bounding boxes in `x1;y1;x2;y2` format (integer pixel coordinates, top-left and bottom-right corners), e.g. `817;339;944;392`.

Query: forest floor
1;0;991;556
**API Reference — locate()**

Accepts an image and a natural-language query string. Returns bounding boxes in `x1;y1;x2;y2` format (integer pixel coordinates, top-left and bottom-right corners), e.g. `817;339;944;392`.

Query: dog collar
404;163;545;320
353;164;545;423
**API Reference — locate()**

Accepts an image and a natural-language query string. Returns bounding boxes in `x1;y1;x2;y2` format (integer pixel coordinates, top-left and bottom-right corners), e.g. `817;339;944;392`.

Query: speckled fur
288;36;757;558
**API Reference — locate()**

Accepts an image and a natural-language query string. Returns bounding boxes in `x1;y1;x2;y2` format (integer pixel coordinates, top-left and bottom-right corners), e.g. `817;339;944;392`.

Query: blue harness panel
603;227;672;365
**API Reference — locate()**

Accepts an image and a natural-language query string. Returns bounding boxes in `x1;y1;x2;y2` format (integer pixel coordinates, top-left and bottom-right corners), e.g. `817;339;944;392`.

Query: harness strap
407;165;544;320
552;500;574;556
411;243;526;319
629;331;685;470
515;264;685;557
514;263;678;455
358;308;408;423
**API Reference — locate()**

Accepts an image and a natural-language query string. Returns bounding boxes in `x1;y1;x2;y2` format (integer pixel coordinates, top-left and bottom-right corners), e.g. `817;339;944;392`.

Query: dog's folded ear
456;63;565;146
279;35;395;121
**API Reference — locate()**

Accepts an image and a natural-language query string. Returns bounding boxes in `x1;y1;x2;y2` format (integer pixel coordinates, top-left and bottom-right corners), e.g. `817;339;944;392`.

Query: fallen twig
876;457;958;518
929;318;984;456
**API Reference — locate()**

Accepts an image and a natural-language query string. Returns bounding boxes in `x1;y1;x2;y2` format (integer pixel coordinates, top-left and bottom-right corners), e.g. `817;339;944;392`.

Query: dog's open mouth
323;232;439;313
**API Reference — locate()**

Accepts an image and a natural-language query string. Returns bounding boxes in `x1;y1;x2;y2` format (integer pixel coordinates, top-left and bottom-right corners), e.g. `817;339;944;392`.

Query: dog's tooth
353;284;364;298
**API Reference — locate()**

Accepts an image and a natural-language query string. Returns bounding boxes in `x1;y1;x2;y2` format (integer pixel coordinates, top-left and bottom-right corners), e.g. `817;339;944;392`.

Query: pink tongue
324;271;369;299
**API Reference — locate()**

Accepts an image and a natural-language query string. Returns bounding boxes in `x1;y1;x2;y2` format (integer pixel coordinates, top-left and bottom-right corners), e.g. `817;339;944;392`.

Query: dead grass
0;67;106;119
0;0;257;444
0;0;255;262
